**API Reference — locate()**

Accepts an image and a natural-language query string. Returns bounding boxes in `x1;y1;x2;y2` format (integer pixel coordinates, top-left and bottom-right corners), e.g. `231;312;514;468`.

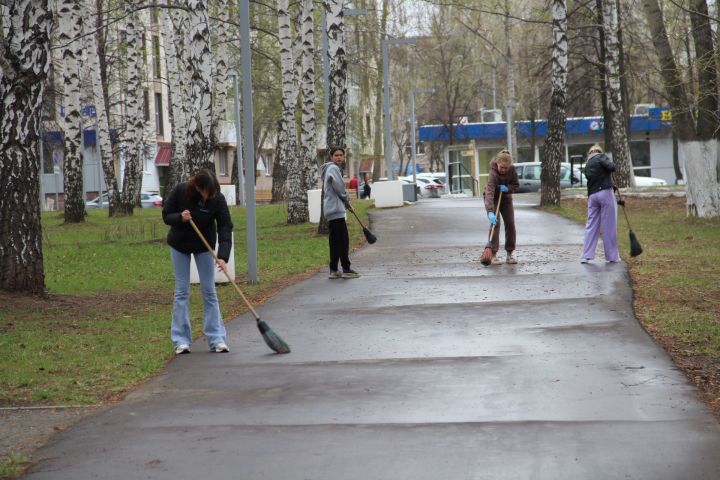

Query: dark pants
328;218;351;272
491;198;516;254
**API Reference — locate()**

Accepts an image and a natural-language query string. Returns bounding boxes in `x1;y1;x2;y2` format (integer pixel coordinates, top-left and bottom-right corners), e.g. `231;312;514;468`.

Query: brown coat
484;160;520;212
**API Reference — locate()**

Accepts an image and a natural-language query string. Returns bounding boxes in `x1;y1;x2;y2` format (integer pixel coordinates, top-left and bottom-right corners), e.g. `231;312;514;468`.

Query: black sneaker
329;270;342;279
342;269;361;279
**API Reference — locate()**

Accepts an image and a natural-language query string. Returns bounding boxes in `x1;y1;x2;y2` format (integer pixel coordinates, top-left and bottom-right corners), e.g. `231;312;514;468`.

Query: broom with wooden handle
189;219;290;354
480;191;503;266
614;187;643;257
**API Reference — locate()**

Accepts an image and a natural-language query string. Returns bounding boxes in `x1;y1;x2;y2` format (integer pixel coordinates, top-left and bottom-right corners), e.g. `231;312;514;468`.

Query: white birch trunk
682;141;720;217
324;0;347;149
211;0;230;147
292;0;318;222
164;8;191;188
119;4;146;215
186;0;215;173
0;0;53;292
83;0;119;215
57;0;85;222
541;0;568;206
602;0;634;187
274;0;299;203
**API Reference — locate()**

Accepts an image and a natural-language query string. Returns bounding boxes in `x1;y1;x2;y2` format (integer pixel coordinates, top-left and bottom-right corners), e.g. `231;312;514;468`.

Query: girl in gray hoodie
320;147;360;279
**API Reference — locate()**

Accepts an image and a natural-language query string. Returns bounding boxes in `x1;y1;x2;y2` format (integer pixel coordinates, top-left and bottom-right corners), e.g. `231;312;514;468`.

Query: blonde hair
588;144;604;155
494;150;513;165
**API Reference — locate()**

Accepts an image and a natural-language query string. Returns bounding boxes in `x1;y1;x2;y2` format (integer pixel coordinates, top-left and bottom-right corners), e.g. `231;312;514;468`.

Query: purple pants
581;188;620;262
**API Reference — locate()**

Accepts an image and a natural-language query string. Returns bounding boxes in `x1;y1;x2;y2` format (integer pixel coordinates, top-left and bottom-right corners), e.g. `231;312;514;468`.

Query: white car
399;176;443;197
634;176;667;187
86;191;163;209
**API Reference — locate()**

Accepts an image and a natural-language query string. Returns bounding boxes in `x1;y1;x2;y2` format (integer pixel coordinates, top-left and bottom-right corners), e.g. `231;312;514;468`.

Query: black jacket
162;183;234;261
585;153;615;196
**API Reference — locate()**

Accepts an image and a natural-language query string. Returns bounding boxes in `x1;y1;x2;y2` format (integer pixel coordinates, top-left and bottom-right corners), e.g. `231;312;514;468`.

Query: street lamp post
382;37;416;180
239;0;258;284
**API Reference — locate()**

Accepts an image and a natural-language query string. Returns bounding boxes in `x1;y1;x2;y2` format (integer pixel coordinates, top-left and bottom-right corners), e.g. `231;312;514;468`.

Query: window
152;36;161;79
143;90;150;122
630;141;651;177
219;149;228;176
523;165;540;180
154;93;164;136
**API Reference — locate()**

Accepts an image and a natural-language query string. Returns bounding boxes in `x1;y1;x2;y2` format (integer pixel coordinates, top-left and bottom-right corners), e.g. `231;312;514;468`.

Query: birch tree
372;0;389;181
325;0;347;149
186;0;215;173
163;8;191;191
57;0;86;223
273;0;298;203
687;0;719;140
540;0;568;206
84;0;119;216
601;0;634;187
0;0;53;293
288;0;317;224
118;3;145;215
211;0;231;148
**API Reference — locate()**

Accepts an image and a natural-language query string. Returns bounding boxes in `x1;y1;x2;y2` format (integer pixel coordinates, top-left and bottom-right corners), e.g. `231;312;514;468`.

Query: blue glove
488;212;497;225
498;184;509;193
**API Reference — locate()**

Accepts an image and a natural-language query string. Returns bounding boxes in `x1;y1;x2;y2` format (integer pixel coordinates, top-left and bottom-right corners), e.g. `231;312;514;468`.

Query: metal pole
505;101;513;153
322;7;329;133
382;41;392;180
239;0;258;284
39;133;45;211
230;73;245;206
492;69;497;111
409;89;417;185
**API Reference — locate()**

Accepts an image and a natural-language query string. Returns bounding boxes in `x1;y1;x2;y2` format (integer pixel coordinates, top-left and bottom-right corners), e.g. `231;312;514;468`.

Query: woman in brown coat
484;150;520;264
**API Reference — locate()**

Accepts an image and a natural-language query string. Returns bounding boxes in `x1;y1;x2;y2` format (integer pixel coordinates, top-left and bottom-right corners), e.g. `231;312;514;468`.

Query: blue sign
82;105;96;117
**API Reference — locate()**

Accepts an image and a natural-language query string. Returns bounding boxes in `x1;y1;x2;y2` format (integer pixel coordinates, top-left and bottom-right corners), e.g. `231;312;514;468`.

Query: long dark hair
329;146;345;158
186;169;220;200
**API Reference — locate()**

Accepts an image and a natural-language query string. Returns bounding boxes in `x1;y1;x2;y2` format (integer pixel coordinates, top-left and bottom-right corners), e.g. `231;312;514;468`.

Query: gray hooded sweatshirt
320;161;349;221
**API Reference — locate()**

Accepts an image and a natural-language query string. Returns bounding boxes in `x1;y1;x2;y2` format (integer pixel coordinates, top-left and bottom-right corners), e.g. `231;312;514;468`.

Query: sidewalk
21;195;720;479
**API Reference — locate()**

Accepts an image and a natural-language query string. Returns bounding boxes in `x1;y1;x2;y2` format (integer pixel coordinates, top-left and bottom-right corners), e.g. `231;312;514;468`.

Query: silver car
85;192;163;209
514;162;581;193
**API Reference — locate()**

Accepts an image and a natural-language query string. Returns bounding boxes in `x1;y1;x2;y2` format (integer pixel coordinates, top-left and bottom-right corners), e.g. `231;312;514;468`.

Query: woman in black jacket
162;169;234;354
580;145;620;264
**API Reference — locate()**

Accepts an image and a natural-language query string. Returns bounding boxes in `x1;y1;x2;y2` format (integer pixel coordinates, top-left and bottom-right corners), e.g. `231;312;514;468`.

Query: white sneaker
580;258;591;264
491;256;502;265
175;344;190;355
212;342;230;353
506;254;518;264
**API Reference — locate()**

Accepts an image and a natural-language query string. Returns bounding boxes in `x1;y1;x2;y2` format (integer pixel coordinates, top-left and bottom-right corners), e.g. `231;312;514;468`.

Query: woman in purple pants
580;145;621;263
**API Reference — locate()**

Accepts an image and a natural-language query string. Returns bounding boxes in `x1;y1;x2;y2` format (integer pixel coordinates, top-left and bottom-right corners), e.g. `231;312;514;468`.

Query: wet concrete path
23;196;720;479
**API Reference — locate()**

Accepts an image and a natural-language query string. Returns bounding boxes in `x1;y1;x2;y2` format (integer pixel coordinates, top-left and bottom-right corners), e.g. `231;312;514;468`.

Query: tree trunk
273;0;298;203
595;0;612;150
58;0;86;223
163;8;191;191
289;0;318;224
211;0;231;147
541;0;568;207
640;0;696;141
504;0;518;160
601;0;634;187
84;0;119;216
325;0;347;149
118;4;145;215
186;0;215;174
688;0;719;140
682;141;720;217
0;0;52;293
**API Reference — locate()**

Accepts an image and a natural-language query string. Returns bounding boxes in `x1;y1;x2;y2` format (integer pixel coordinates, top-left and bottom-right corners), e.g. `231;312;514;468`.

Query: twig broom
189;219;291;354
348;208;377;244
480;191;503;266
614;188;643;257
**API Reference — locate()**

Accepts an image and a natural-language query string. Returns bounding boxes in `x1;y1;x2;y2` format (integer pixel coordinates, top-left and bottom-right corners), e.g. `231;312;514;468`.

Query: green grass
0;201;374;406
546;196;720;406
0;454;28;479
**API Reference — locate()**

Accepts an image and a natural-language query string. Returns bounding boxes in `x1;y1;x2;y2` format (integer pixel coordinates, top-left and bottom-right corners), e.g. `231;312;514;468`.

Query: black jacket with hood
162;183;234;262
584;153;615;196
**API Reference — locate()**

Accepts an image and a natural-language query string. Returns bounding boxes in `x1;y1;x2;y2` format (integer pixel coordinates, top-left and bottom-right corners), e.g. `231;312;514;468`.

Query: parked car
85;191;163;209
514;162;581;193
399;176;443;197
633;175;667;187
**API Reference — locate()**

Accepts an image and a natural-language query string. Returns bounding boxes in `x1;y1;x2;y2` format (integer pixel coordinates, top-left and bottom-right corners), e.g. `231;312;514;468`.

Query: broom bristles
363;227;377;244
256;320;291;354
480;246;494;266
629;230;643;257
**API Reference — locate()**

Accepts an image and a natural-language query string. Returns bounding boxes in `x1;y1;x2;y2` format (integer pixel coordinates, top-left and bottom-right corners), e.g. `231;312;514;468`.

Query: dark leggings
491;198;516;254
328;218;351;271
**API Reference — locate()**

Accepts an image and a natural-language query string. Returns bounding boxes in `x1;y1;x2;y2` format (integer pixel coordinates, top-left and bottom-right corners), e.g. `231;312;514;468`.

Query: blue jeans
170;248;227;348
